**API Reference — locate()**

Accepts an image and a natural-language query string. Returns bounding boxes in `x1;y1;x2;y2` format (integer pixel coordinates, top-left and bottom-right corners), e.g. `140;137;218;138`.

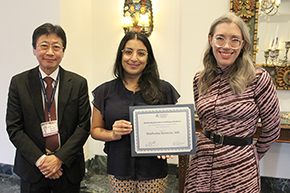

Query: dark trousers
21;174;80;193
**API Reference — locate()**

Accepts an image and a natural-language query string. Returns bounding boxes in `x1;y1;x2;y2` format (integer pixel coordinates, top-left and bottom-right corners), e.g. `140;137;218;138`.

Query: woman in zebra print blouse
184;12;280;193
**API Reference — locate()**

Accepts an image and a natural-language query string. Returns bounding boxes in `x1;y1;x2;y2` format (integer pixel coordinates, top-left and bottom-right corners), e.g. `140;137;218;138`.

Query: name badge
41;120;59;137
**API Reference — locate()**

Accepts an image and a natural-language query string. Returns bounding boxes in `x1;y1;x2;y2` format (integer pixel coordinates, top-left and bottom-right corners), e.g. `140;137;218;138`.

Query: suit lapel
27;67;45;121
57;67;72;126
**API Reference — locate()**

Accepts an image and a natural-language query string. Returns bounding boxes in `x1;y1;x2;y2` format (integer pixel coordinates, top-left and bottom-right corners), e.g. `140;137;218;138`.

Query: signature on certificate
145;141;158;147
173;140;185;146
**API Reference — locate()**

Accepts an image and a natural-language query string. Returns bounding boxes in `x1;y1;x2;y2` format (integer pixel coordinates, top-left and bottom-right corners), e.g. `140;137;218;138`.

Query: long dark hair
113;31;164;105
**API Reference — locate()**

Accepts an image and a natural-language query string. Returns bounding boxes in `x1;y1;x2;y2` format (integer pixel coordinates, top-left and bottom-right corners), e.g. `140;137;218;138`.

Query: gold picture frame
230;0;259;64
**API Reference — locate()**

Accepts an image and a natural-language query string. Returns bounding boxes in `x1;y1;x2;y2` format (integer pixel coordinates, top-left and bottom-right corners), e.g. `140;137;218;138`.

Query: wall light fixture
122;0;153;37
259;0;281;16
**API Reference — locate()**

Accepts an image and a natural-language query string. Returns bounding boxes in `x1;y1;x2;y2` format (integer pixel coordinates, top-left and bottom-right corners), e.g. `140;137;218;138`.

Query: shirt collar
216;65;230;74
39;67;59;81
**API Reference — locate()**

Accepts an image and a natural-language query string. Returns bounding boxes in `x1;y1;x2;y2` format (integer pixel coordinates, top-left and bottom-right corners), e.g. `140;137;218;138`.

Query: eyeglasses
213;36;244;49
37;42;64;52
122;48;148;60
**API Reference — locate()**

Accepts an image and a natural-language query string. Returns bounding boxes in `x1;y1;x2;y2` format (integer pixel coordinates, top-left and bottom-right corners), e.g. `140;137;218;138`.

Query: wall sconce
259;0;281;16
122;0;153;37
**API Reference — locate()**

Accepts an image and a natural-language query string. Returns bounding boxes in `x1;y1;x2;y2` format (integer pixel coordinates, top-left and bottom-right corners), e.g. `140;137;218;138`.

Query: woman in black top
90;31;180;192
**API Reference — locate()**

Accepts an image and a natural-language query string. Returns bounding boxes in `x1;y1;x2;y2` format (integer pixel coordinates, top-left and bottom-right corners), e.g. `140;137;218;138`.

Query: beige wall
58;0;231;162
0;0;60;165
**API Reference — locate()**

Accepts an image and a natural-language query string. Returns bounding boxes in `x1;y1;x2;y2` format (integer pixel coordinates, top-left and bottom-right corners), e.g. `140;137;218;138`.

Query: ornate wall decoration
232;0;255;21
123;0;153;37
275;66;290;90
260;64;290;90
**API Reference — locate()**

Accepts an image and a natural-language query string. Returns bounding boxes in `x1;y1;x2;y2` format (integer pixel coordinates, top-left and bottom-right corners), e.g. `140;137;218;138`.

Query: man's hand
38;155;63;179
48;169;63;180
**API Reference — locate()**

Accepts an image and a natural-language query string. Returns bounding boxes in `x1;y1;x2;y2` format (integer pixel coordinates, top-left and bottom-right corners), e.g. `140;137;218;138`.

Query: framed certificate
129;104;196;156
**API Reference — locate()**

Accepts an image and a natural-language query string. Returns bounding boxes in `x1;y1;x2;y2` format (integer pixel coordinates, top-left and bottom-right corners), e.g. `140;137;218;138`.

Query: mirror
231;0;290;90
256;1;290;65
256;1;290;90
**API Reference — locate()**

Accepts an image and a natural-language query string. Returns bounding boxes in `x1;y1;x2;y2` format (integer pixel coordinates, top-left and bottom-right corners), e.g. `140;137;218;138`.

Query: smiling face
121;39;148;79
209;22;244;69
33;33;64;75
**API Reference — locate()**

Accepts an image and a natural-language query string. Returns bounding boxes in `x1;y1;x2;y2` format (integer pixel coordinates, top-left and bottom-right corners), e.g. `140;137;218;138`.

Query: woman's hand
157;155;174;160
112;120;132;140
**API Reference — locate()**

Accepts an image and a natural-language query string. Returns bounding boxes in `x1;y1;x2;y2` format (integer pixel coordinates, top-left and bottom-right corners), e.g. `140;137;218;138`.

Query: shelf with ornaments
257;41;290;90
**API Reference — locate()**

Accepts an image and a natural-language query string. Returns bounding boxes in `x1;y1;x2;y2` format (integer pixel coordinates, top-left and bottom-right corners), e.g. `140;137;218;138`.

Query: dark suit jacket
6;66;91;184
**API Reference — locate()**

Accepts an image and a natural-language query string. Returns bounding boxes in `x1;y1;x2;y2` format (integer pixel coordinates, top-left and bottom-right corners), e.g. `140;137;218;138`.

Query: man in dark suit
6;23;91;193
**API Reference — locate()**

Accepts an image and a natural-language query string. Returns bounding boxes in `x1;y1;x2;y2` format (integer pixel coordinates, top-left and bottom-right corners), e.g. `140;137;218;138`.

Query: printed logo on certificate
129;104;196;156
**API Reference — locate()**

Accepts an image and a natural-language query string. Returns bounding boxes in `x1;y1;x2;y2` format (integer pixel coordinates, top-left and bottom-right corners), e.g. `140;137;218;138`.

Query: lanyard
38;70;59;116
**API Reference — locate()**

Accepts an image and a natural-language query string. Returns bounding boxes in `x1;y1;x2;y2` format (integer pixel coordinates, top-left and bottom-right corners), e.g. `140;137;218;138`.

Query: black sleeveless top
92;78;180;180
